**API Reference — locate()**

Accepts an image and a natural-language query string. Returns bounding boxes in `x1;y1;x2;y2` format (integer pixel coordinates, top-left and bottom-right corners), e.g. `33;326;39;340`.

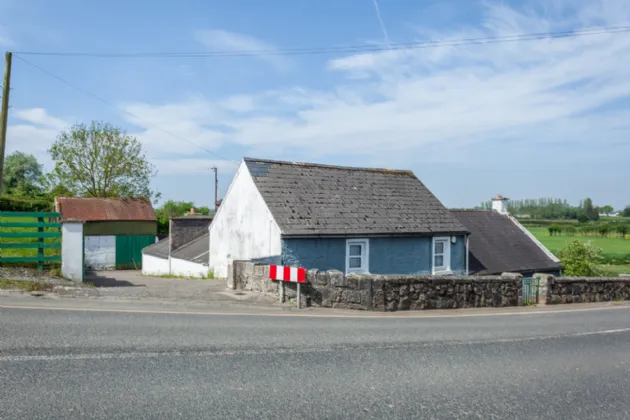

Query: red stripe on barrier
269;265;277;280
283;266;291;281
297;268;306;283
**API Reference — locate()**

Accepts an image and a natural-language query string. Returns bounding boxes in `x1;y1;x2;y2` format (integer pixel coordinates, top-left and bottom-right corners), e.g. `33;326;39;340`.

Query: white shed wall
209;161;282;278
141;254;170;276
61;222;84;282
84;235;116;270
170;257;209;278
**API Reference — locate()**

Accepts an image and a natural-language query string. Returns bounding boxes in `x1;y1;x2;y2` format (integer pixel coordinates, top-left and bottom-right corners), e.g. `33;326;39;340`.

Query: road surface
1;301;630;419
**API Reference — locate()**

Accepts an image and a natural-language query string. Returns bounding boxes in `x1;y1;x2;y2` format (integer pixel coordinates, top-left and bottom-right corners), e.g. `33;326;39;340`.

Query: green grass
528;227;630;276
528;227;630;259
0;279;55;292
0;216;62;259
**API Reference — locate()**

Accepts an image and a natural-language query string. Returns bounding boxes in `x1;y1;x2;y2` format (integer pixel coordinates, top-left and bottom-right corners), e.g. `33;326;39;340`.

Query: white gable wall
209;161;282;278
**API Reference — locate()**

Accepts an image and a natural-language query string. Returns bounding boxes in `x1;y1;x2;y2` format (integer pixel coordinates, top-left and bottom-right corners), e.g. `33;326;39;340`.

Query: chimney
491;194;509;215
189;207;196;215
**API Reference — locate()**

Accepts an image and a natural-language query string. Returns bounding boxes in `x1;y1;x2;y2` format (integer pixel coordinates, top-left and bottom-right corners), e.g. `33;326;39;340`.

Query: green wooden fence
0;211;62;273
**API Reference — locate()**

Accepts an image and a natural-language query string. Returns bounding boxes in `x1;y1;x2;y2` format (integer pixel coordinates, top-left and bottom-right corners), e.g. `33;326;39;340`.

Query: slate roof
142;237;169;259
142;234;209;264
451;210;563;275
55;197;156;222
172;234;209;264
244;158;467;237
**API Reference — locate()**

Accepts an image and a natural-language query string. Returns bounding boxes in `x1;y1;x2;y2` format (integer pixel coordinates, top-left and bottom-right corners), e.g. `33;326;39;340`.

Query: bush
558;241;603;277
598;223;612;237
616;224;628;239
548;224;562;236
0;195;53;212
565;226;577;236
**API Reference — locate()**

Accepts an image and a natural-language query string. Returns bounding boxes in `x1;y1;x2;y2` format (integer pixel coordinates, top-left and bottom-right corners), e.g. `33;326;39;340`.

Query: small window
432;237;451;274
346;239;369;274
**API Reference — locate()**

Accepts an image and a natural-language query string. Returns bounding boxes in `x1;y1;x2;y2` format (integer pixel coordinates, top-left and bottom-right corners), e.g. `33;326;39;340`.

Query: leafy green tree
558;241;603;277
616;224;628;239
548;224;561;236
622;206;630;218
598;223;611;237
2;151;44;197
577;213;589;223
582;197;599;221
565;226;577;236
48;121;159;201
600;205;614;215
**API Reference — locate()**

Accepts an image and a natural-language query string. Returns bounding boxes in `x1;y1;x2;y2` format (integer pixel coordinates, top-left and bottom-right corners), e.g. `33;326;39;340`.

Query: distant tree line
478;197;630;221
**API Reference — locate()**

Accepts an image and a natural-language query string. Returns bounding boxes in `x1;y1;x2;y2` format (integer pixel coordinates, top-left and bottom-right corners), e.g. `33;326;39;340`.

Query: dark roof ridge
450;208;493;212
243;157;415;177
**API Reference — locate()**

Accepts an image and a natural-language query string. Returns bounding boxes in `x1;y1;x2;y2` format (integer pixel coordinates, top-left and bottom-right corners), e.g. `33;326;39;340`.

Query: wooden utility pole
211;166;218;212
0;52;12;196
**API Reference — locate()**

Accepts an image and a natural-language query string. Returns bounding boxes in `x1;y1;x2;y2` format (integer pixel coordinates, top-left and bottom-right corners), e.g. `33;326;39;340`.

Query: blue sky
3;0;630;209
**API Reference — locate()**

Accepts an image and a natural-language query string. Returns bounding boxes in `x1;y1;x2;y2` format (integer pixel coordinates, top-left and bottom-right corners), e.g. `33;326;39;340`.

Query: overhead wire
12;25;630;59
13;55;239;165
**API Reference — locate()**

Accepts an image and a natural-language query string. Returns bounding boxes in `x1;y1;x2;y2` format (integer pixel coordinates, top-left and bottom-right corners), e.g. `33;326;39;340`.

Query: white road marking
2;328;629;363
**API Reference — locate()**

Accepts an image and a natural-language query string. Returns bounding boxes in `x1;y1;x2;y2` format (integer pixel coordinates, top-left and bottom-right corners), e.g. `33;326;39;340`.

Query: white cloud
14;108;67;130
194;29;292;71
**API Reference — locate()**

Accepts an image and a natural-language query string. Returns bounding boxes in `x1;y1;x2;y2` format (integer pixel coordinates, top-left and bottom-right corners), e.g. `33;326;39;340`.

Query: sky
2;0;630;210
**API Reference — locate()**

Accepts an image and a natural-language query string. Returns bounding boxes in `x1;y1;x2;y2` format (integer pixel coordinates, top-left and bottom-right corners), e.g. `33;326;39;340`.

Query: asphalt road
2;303;630;419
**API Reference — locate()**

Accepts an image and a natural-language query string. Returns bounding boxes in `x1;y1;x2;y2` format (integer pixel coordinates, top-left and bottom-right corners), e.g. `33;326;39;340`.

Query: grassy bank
528;227;630;276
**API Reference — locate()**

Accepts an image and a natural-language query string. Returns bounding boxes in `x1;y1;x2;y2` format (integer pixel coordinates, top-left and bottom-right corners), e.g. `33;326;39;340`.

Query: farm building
142;212;212;278
451;195;563;277
209;157;470;278
55;197;157;270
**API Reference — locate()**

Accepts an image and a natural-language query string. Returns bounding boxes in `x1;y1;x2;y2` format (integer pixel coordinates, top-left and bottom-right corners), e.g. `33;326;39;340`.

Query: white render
61;222;84;282
209;161;282;278
84;235;116;270
141;254;169;276
170;257;209;278
492;196;509;215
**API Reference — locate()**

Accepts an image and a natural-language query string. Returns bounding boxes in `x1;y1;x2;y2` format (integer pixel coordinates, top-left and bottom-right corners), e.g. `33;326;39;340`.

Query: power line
13;25;630;59
13;55;239;165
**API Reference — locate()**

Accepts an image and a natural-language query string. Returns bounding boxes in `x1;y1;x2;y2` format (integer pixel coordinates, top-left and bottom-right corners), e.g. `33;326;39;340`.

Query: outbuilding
55;197;157;270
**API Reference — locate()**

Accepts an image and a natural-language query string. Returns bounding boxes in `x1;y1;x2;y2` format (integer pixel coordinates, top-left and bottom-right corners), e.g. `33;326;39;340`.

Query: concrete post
61;220;85;282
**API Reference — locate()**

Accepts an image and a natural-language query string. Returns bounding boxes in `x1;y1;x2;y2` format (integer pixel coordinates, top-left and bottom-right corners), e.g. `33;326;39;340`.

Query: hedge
0;195;53;212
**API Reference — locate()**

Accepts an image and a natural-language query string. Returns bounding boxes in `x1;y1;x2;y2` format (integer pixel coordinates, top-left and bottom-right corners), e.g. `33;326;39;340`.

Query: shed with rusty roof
209;158;469;278
55;197;157;270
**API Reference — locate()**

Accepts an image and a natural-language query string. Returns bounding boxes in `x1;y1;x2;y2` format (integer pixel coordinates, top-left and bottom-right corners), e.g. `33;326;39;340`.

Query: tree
622;206;630;218
577;213;589;223
2;151;43;197
155;200;214;234
582;197;599;221
598;223;611;237
548;224;561;236
558;241;603;277
48;121;159;201
600;205;614;215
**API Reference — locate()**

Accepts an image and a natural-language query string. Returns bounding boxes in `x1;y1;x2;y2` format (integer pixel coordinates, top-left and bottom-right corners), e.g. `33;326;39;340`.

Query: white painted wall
61;222;84;282
492;198;509;215
209;161;282;278
84;235;116;270
141;254;169;276
170;257;209;278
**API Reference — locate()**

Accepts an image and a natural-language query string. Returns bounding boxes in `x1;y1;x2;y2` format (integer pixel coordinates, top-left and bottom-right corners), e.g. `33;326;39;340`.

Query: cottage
55;197;157;270
451;195;563;277
209;158;470;278
141;212;212;278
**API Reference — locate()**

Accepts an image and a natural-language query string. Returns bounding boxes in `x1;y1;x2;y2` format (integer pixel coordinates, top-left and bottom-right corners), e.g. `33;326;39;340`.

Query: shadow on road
85;272;146;288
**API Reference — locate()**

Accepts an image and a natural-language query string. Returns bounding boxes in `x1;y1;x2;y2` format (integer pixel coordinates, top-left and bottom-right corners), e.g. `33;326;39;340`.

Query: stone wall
229;261;522;311
546;277;630;304
169;216;212;251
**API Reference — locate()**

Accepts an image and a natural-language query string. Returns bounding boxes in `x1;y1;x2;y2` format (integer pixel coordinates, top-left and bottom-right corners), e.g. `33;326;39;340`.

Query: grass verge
0;279;54;292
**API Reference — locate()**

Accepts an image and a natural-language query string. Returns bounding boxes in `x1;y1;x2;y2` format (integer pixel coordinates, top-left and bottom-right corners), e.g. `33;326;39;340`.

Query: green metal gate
0;211;62;273
522;276;540;305
115;235;155;269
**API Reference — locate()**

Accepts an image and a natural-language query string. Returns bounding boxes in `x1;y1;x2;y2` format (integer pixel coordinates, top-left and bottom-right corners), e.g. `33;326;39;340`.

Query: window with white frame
432;237;451;274
346;239;369;274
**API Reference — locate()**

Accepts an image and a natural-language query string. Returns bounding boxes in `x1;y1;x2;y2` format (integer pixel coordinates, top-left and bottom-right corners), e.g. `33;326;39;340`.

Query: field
528;227;630;276
0;216;61;266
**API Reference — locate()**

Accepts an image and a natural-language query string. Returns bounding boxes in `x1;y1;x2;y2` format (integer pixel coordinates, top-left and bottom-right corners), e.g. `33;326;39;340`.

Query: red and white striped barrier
269;265;306;283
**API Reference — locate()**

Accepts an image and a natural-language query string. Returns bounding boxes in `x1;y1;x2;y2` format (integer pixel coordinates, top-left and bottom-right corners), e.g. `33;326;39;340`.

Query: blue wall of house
281;235;467;275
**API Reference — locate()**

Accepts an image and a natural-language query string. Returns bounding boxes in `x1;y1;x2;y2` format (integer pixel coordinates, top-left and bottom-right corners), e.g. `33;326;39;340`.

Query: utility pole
211;166;218;213
0;52;12;196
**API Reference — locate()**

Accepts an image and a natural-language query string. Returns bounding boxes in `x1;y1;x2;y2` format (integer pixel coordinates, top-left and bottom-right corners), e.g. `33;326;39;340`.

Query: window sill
432;270;453;276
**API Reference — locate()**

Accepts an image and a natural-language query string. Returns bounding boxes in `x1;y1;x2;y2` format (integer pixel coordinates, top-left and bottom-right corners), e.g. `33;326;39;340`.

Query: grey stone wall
228;261;521;311
169;216;212;251
546;277;630;304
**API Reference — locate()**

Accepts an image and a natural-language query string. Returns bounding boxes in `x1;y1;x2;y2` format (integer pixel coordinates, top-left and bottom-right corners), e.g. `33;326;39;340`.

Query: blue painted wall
282;235;467;275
